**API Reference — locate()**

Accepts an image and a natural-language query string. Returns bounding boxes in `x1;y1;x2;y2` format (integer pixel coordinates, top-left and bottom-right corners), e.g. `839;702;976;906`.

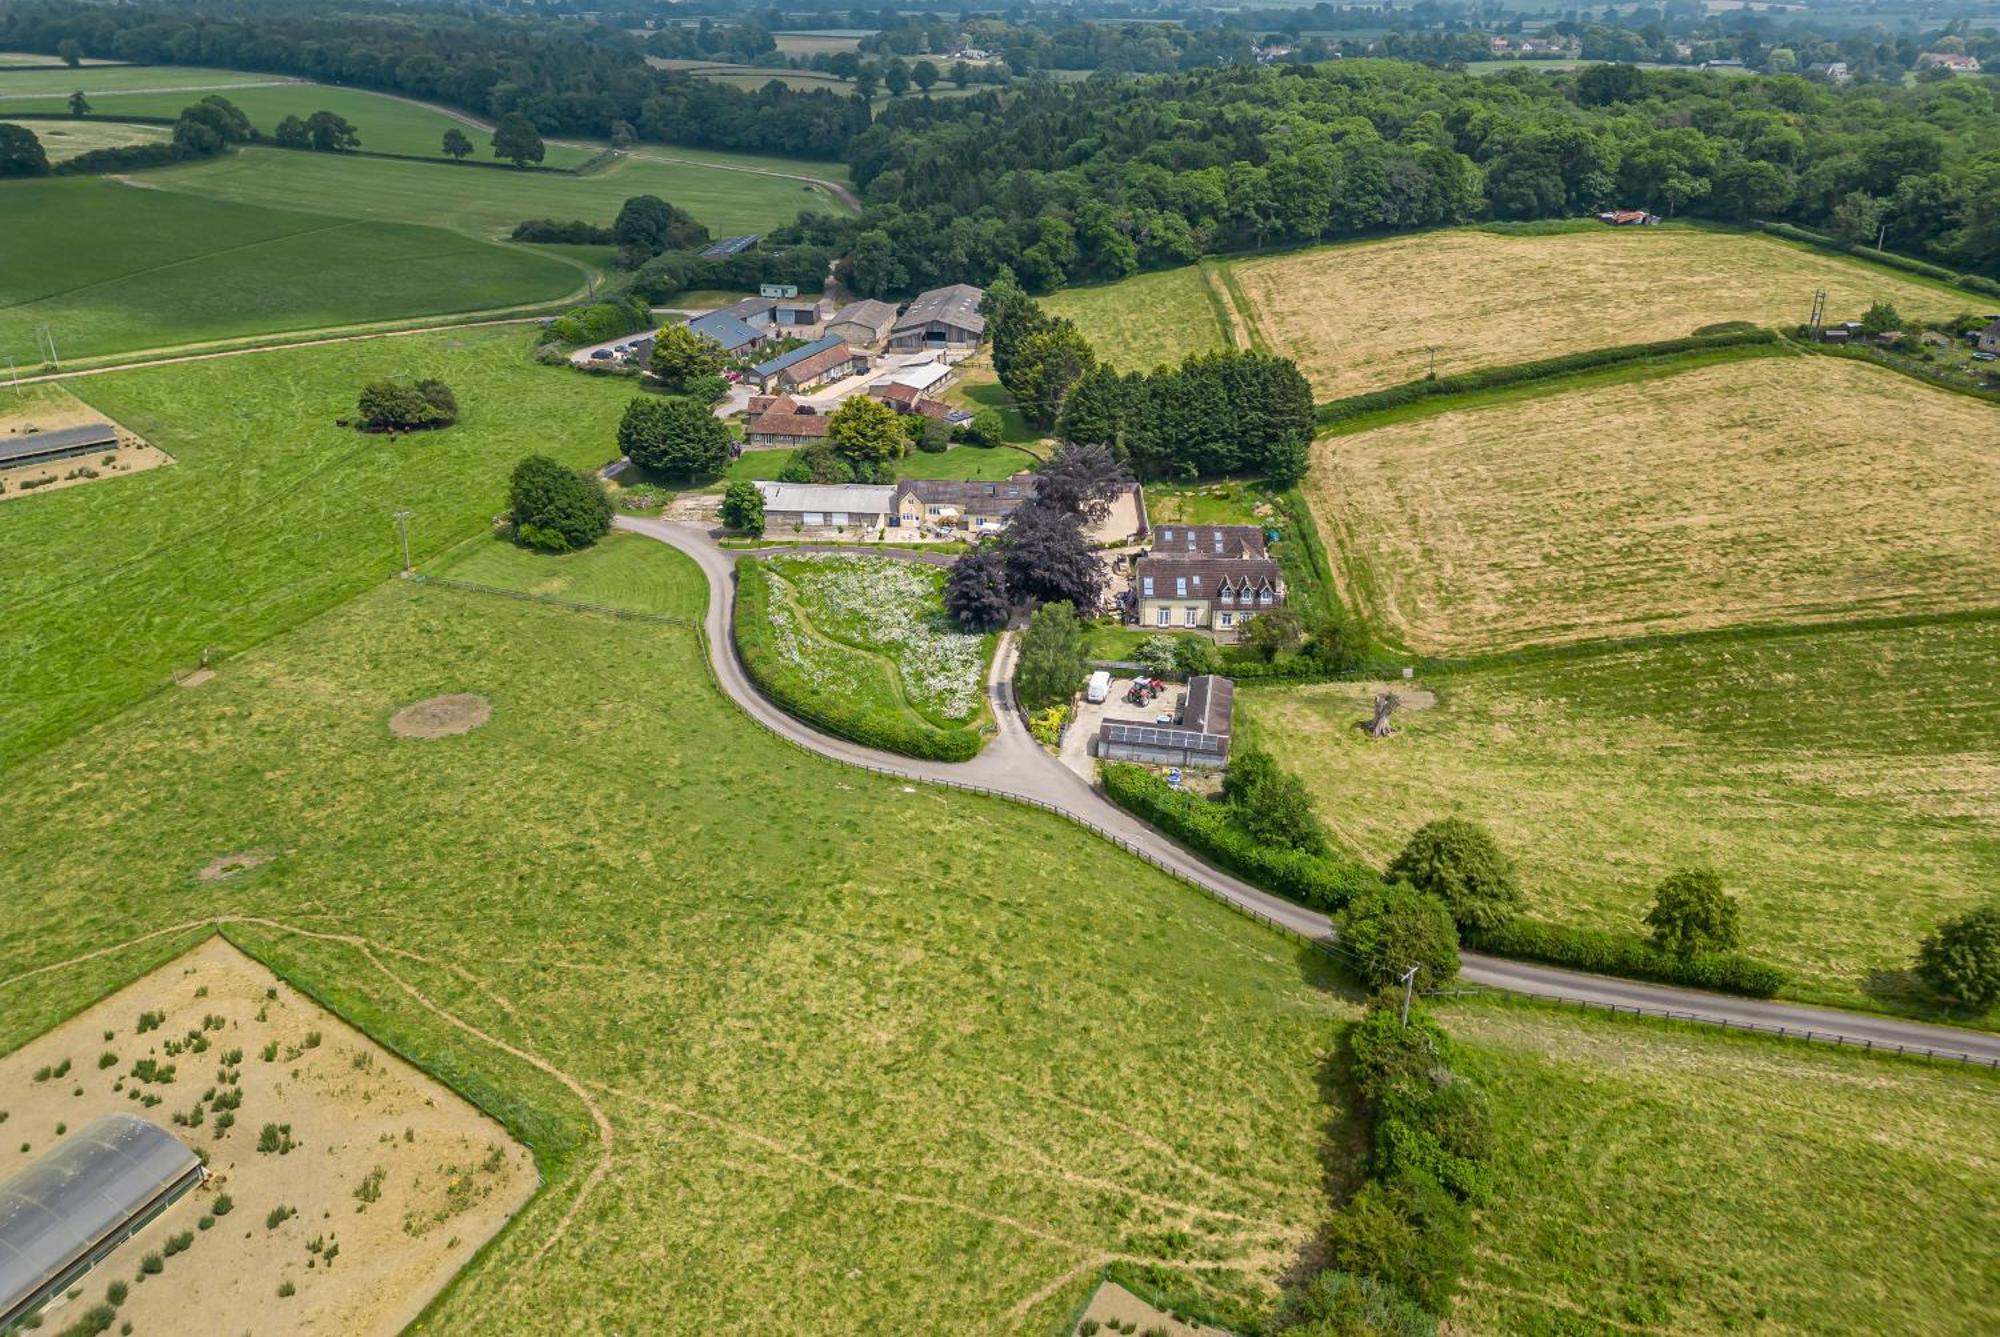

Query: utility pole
1426;344;1439;380
38;326;58;371
393;510;414;573
1398;965;1420;1027
1875;220;1888;252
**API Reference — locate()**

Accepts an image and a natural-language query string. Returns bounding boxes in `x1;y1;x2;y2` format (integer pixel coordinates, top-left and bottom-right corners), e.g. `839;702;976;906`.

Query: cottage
889;284;986;351
1134;555;1283;631
1918;52;1982;73
749;335;868;392
744;410;831;449
1807;60;1850;83
684;310;767;357
1097;675;1235;769
1977;319;2000;355
754;481;897;533
0;421;119;471
826;299;900;348
892;475;1038;531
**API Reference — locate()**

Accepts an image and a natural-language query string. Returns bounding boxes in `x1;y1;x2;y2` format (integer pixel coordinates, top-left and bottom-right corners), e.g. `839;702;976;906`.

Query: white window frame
1219;612;1233;627
804;511;825;526
1184;607;1201;627
1156;607;1170;626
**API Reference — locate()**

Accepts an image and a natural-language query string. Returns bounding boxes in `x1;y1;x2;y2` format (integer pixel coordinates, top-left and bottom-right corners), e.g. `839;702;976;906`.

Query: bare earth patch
0;383;170;502
1233;229;1962;398
0;937;535;1337
389;692;491;739
1073;1279;1218;1335
1311;357;2000;655
196;850;271;882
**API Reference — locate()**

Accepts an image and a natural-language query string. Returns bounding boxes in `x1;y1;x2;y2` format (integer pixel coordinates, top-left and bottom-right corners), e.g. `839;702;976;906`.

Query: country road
617;515;2000;1068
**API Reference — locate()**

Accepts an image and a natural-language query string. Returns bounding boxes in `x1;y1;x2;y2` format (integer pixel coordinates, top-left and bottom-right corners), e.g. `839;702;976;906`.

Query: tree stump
1364;692;1400;739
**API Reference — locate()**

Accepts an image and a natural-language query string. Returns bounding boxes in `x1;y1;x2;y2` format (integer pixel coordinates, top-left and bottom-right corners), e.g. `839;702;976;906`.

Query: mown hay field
1231;227;1968;397
0;115;166;159
1242;615;2000;1014
1310;355;2000;656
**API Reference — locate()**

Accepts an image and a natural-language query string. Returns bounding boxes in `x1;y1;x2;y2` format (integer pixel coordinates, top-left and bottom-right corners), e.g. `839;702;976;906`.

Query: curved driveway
617;515;2000;1067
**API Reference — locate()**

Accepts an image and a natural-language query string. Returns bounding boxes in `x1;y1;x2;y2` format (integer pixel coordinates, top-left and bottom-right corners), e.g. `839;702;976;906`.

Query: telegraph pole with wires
393;510;414;573
1398;965;1420;1027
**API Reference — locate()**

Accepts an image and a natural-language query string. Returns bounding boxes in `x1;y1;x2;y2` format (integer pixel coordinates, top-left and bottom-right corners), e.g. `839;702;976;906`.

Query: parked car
589;349;615;361
1974;351;1997;362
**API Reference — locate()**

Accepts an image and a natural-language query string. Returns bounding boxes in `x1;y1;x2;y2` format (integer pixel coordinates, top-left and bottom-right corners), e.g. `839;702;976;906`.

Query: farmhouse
749;335;868;392
893;475;1039;531
1097;674;1235;769
755;481;896;532
1808;60;1850;82
0;1116;205;1330
1977;318;2000;354
889;284;986;351
1134;526;1283;632
685;310;767;357
826;299;899;348
744;408;831;449
0;421;118;471
1918;51;1982;72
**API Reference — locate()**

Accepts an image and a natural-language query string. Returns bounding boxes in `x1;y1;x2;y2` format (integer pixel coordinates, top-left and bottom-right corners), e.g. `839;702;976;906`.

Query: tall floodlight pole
394;510;414;572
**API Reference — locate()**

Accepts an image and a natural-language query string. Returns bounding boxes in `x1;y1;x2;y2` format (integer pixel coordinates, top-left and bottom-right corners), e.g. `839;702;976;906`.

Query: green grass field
429;529;708;616
722;443;1039;487
1044;264;1232;372
1244;617;2000;1017
0;63;278;95
0;327;641;770
142;144;848;239
0;178;582;362
1444;996;2000;1333
0;116;166;160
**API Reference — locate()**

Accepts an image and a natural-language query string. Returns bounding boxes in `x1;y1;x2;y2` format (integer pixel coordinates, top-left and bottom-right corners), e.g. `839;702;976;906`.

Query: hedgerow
1100;763;1381;911
1760;222;2000;297
732;558;983;762
1467;917;1788;997
1315;328;1779;427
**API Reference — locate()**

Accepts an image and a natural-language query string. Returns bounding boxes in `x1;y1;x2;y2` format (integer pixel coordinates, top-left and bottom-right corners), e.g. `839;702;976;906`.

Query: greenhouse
0;1116;204;1329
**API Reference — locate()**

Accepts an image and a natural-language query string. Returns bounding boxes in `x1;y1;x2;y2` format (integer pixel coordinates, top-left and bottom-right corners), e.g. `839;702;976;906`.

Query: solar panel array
1101;722;1226;755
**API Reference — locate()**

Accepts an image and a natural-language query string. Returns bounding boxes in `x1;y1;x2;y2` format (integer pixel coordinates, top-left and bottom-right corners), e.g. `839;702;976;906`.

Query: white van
1085;670;1112;704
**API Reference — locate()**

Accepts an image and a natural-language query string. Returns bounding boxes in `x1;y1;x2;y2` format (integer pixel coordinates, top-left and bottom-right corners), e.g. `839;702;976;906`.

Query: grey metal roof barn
889;284;986;349
0;422;118;470
0;1116;204;1329
700;233;761;258
1097;675;1236;769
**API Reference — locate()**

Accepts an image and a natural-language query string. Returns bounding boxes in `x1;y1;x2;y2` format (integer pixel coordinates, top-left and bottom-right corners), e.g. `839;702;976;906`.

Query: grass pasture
1311;355;2000;656
142;144;846;240
1044;264;1232;372
0;327;640;770
0;62;279;95
1448;997;2000;1333
0;563;1348;1331
1243;614;2000;1013
429;529;708;617
1229;227;1968;397
0;178;582;362
772;32;868;56
0;115;165;159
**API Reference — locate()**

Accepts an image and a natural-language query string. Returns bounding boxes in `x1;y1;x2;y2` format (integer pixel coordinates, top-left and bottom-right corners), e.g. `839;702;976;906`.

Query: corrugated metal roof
754;482;896;513
0;1117;202;1326
685;311;764;352
0;423;117;466
891;284;986;335
700;234;761;257
751;334;847;378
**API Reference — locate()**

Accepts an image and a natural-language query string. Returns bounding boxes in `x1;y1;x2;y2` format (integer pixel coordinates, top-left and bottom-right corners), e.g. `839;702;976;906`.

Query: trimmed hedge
1468;917;1788;997
732;558;983;763
1101;762;1381;911
1760;221;2000;298
1316;327;1779;426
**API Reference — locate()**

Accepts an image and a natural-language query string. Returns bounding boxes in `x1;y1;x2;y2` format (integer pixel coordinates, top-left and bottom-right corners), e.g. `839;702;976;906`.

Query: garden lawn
0;178;581;363
1310;355;2000;656
1229;226;1967;397
142;143;848;239
1446;997;2000;1334
0;327;640;770
768;552;991;727
0;566;1349;1332
1045;264;1231;372
1242;616;2000;1017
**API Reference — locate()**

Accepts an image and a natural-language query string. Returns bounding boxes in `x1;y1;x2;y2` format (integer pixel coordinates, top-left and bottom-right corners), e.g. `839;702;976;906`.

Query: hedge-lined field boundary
731;557;983;762
1469;917;1789;998
1758;221;2000;298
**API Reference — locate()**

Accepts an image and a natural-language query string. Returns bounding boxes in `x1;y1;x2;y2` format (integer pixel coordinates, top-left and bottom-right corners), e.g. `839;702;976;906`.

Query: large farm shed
0;1116;204;1329
0;422;117;471
889;284;986;351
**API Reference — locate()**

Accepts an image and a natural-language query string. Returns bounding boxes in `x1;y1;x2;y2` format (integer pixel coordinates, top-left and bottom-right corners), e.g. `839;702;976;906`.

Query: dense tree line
842;58;2000;291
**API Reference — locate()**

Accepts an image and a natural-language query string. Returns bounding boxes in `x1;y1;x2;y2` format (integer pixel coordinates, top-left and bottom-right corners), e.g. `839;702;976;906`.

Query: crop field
0;86;596;165
1228;227;1967;397
0;115;166;159
1310;355;2000;656
0;562;1350;1332
1242;615;2000;1013
767;552;991;726
142;144;850;240
0;178;582;362
1445;998;2000;1333
772;31;868;55
0;62;281;95
0;327;641;770
1044;264;1232;372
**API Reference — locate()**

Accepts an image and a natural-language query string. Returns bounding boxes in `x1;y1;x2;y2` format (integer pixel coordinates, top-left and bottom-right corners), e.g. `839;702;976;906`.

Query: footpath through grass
0;327;637;770
0;178;581;363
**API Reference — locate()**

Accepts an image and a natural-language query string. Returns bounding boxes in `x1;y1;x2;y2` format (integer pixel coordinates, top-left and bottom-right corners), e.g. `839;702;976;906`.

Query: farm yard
0;178;583;363
0;327;639;770
0;937;534;1335
1226;227;1967;397
1241;615;2000;1014
1309;354;2000;656
139;143;852;241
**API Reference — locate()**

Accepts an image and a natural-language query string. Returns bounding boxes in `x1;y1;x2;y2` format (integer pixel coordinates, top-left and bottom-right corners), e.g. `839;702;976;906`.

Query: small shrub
266;1204;295;1230
277;1281;296;1298
135;1010;164;1034
97;1052;118;1069
212;1192;234;1216
260;1041;278;1062
257;1122;295;1155
54;1122;65;1136
354;1166;385;1205
161;1231;192;1257
302;1030;321;1049
105;1280;127;1305
138;1252;162;1276
198;1215;214;1230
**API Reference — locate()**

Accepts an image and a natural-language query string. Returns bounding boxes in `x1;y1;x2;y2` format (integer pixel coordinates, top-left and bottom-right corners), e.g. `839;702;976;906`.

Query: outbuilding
754;481;897;533
0;422;118;472
0;1116;205;1329
888;284;986;351
749;334;867;392
826;299;899;348
1096;675;1236;769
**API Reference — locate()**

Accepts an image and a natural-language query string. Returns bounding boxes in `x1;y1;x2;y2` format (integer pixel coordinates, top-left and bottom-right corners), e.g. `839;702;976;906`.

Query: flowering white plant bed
772;554;987;723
